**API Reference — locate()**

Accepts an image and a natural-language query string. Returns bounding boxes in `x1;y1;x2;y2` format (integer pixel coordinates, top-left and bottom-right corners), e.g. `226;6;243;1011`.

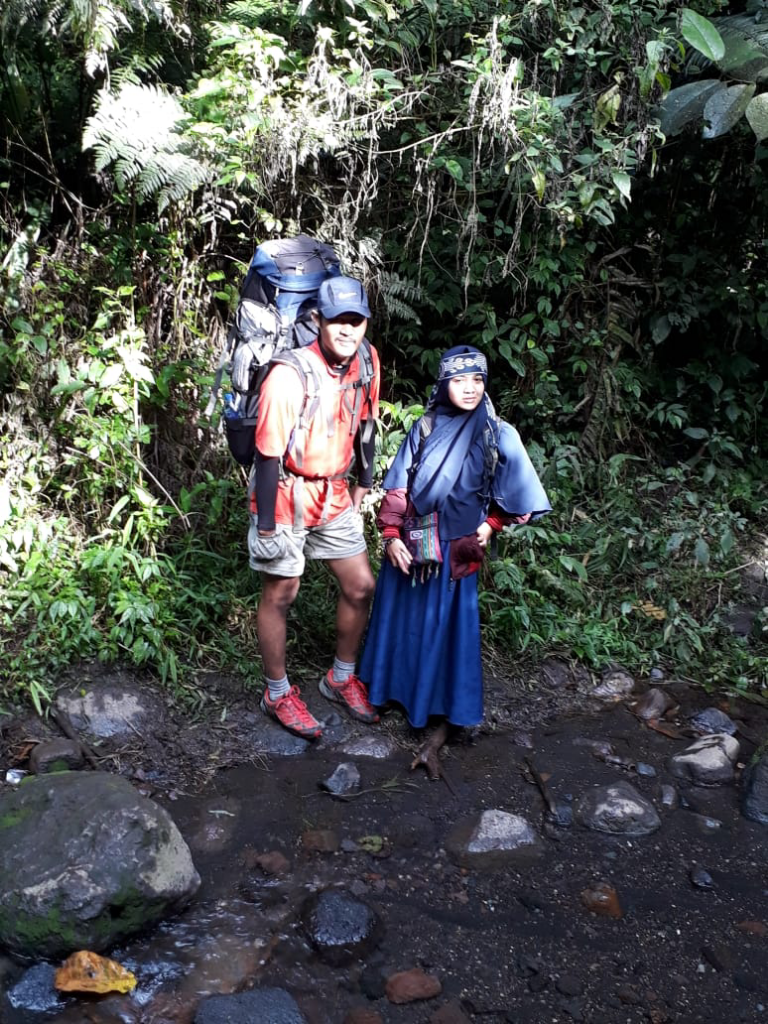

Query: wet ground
2;665;768;1024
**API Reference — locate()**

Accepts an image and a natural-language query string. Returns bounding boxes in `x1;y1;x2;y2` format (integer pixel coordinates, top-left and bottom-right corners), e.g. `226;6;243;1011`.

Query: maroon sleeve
376;488;408;537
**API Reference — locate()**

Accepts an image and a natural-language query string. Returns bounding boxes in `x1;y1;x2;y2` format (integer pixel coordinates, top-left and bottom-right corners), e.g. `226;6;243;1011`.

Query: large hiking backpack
207;235;375;468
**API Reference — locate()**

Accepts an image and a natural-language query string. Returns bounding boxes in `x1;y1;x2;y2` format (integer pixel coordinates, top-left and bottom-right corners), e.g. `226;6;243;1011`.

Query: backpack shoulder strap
270;348;322;472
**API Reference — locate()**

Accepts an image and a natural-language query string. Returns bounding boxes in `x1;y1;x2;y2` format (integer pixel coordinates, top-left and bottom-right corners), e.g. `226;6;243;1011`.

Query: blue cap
316;276;371;319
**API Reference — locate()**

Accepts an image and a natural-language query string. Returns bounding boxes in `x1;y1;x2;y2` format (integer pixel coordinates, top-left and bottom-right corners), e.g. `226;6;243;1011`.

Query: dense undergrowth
1;0;767;711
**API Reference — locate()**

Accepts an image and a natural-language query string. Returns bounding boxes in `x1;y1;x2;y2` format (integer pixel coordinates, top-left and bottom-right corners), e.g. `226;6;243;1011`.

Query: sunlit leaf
681;9;725;62
611;170;631;200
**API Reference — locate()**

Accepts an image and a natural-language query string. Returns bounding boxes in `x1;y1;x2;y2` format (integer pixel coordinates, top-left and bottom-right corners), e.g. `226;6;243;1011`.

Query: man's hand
258;528;276;537
476;521;494;548
350;484;369;513
386;538;413;574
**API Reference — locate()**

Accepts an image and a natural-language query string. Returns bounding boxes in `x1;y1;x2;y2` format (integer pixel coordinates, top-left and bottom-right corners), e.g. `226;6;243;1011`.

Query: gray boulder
0;771;199;958
575;780;661;835
668;733;740;787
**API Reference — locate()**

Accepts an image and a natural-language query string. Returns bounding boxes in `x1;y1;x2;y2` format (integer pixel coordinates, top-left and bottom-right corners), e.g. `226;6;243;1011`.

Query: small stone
302;829;340;853
633;688;675;720
340;735;398;759
446;809;542;869
556;975;583;996
385;967;442;1004
592;669;635;701
252;851;290;876
733;972;759;992
581;881;623;919
736;920;768;936
660;785;678;810
321;763;361;796
688;707;737;736
689;867;714;890
635;762;657;777
572;738;615;757
301;890;383;966
29;740;85;775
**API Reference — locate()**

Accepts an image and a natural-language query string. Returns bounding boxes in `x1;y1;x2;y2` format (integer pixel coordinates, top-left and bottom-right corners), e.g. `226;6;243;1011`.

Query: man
249;275;380;739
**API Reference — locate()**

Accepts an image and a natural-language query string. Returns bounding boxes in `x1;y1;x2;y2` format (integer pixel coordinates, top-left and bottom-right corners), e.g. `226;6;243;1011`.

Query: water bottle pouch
224;417;258;467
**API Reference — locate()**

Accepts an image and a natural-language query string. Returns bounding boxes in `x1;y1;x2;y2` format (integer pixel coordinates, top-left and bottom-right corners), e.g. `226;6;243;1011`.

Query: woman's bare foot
410;722;450;781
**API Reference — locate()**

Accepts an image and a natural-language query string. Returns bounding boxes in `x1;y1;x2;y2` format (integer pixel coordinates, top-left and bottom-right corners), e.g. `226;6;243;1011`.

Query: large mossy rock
0;771;200;959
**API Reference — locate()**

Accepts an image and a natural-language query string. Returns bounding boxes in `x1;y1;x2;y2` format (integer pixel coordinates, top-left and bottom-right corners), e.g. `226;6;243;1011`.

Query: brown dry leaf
635;601;667;621
54;950;137;994
645;718;685;740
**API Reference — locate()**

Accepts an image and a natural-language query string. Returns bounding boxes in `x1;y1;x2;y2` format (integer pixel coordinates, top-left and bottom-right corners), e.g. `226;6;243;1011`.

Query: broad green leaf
746;93;768;141
684;426;709;439
702;82;755;138
132;485;156;508
681;9;725;62
717;22;768;83
531;168;546;199
658;80;723;136
694;536;711;566
611;170;631;200
444;159;464;183
650;313;671;344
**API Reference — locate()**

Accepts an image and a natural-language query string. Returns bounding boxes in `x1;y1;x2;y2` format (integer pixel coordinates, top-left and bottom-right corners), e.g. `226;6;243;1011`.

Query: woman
358;345;551;777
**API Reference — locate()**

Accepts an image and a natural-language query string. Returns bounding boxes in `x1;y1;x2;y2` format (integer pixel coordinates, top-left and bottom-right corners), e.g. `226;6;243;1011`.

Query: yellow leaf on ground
54;950;137;994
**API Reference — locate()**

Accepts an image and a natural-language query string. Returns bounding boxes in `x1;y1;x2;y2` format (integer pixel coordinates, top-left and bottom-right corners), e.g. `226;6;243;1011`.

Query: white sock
266;675;290;700
332;657;356;685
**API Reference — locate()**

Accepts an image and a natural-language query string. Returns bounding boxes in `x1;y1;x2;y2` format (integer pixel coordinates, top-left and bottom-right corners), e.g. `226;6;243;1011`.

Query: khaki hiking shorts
248;505;367;578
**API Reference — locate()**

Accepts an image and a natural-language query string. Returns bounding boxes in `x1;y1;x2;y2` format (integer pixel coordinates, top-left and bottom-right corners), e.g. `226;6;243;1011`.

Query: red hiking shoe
260;686;322;740
319;670;380;724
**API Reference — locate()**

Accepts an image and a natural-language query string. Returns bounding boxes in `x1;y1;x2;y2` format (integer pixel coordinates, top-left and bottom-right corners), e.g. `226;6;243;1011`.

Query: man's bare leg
257;574;301;679
326;552;375;663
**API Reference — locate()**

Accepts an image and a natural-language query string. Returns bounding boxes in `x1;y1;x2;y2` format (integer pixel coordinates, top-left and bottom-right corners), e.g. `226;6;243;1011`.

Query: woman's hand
386;537;413;574
476;521;494;548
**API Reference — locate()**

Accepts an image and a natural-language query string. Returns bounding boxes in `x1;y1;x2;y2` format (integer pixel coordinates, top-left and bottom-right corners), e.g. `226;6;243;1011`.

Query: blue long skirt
358;544;483;728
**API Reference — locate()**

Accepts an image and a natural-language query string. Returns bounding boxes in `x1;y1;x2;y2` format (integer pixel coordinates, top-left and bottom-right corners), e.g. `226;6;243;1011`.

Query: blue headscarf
383;345;551;539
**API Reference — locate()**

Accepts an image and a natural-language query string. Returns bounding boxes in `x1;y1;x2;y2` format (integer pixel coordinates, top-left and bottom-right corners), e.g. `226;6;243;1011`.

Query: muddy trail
1;665;768;1024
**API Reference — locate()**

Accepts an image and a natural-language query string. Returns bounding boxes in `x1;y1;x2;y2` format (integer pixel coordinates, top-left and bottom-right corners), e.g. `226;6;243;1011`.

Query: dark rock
360;964;387;1000
6;964;62;1014
194;987;305;1023
741;755;768;824
301;889;383;965
0;771;199;959
321;762;361;796
575;780;661;835
701;944;735;972
540;657;573;689
556;975;583;996
559;997;584;1020
528;973;550;993
633;688;675;720
733;972;760;992
29;740;85;774
635;762;657;777
445;809;542;869
385;967;442;1004
581;881;623;919
688;707;738;736
689;867;714;890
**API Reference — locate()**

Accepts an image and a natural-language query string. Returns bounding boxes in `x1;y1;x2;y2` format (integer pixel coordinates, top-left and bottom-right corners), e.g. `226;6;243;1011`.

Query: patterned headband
438;352;488;380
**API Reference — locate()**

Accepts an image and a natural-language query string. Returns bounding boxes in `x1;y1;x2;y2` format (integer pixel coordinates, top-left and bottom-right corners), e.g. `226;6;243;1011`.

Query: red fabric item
449;534;485;580
251;340;380;527
376;488;408;533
